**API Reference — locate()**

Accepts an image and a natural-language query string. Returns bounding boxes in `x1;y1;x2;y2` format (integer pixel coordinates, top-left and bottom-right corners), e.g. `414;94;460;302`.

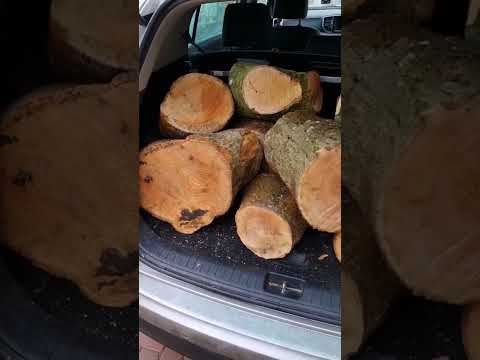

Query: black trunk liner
140;208;340;324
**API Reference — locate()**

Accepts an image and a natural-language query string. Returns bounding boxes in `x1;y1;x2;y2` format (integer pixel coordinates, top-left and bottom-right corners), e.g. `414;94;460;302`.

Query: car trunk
139;1;341;325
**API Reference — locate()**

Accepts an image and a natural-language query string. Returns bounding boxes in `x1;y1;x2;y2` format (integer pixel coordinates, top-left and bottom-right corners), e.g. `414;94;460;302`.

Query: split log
49;0;137;82
342;189;402;358
232;119;272;172
463;303;480;360
333;232;341;262
139;129;263;234
235;173;308;259
229;63;322;119
159;73;235;138
343;16;480;303
0;73;138;307
264;111;341;232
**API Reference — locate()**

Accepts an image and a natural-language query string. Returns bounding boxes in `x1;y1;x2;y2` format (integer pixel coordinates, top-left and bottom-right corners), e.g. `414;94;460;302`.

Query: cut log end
160;73;234;137
298;145;341;233
242;66;302;116
139;139;232;234
463;304;480;360
236;206;294;259
342;271;364;359
333;232;341;262
235;173;307;259
381;98;480;303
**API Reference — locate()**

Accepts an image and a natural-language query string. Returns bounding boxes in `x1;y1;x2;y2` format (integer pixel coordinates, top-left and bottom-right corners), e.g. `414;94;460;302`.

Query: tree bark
235;173;308;259
229;63;322;119
264;111;341;232
140;129;263;234
343;15;480;303
49;0;137;83
0;73;138;307
232;119;273;172
463;303;480;360
159;73;235;138
342;189;402;358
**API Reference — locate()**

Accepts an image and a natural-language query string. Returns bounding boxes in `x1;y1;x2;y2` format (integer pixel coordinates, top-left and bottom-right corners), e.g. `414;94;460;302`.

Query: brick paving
139;333;192;360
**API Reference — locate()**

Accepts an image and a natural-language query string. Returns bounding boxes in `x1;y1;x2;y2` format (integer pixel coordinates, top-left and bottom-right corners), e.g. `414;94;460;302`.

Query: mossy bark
264;111;341;232
343;15;480;303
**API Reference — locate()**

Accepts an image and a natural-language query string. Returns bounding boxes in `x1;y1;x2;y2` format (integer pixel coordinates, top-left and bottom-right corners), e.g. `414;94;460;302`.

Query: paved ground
139;333;192;360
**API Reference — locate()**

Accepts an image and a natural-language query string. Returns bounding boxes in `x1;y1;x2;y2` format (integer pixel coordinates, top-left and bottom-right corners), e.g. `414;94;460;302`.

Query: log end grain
242;66;302;115
139;139;233;234
298;143;341;233
235;173;308;259
160;73;234;138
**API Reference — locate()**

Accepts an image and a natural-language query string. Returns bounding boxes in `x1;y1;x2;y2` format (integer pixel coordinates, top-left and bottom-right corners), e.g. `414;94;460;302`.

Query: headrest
271;0;308;19
223;3;271;48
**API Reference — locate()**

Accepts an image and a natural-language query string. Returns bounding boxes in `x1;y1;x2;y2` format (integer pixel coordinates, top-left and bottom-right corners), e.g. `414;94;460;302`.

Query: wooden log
0;73;138;307
264;111;341;232
49;0;137;82
139;129;263;234
342;189;402;358
229;63;322;119
463;303;480;360
232;119;273;172
235;173;308;259
343;15;480;303
333;232;341;262
159;73;235;138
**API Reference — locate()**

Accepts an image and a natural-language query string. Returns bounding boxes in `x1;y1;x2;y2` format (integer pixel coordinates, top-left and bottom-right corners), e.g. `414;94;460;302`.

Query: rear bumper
139;263;340;360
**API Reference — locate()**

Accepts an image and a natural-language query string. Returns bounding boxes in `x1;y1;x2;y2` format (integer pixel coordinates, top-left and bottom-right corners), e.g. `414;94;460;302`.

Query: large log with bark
140;129;263;234
229;63;322;119
264;111;341;232
0;74;138;307
235;173;308;259
463;303;480;360
343;15;480;304
342;189;402;358
159;73;235;138
49;0;137;82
